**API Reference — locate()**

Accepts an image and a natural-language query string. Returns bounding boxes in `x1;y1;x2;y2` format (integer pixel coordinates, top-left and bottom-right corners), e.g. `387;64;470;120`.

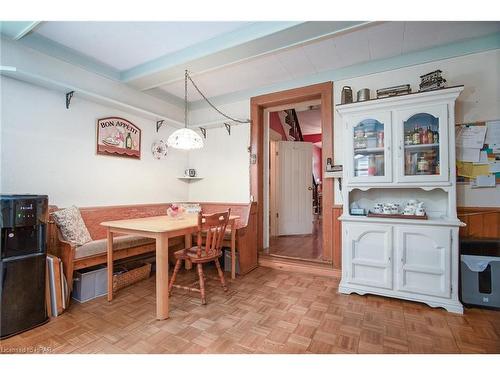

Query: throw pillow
52;206;92;246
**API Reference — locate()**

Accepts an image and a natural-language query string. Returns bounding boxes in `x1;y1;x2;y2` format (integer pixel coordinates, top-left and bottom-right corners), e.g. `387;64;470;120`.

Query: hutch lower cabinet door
343;223;393;290
339;221;462;313
395;226;451;299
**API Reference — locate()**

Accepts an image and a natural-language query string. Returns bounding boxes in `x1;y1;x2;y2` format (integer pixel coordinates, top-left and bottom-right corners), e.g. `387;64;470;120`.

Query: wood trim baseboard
259;255;341;278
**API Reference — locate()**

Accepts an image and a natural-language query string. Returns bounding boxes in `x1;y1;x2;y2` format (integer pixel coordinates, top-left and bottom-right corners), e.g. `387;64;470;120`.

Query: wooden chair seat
173;247;222;263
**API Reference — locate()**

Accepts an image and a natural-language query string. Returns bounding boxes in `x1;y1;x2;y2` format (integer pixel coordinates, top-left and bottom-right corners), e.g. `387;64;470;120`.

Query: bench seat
75;235;155;259
48;201;258;296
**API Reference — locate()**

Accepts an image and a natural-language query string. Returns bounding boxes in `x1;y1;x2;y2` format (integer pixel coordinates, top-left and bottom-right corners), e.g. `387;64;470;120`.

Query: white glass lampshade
166;128;204;150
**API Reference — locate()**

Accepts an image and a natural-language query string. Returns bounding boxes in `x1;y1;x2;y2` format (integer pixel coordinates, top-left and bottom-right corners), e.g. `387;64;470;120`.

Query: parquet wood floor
1;267;499;354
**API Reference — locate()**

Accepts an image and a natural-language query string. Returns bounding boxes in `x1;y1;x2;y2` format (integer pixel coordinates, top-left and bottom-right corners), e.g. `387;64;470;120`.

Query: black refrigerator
1;194;49;339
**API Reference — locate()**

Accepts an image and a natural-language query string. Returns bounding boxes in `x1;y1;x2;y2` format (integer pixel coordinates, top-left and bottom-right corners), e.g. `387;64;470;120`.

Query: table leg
156;233;169;320
107;230;114;302
231;221;236;280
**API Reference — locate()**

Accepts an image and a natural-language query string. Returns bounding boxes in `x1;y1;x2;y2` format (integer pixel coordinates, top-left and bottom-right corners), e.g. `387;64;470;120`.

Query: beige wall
1;77;189;207
333;49;500;206
187;49;500;208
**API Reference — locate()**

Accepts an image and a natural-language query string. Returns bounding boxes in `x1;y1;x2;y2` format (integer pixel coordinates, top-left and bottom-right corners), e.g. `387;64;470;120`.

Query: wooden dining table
101;213;239;320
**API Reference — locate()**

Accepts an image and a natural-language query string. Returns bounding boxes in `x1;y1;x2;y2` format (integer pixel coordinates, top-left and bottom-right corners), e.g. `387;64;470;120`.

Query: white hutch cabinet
337;86;464;314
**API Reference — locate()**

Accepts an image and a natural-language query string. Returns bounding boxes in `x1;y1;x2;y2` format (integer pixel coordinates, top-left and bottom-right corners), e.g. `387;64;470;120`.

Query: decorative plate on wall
151;140;168;160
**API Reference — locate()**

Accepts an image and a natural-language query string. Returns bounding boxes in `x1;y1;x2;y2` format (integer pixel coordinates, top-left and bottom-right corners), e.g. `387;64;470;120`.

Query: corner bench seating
48;202;258;292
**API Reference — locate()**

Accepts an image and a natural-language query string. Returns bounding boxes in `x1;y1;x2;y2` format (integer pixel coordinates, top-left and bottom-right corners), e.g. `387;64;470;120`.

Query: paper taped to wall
457;161;491;178
457;147;480;162
456;125;487;148
471;174;496;188
485;120;500;145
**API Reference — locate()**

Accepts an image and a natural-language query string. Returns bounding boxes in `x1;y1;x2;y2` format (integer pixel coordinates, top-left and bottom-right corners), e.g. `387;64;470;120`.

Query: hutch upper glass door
347;112;392;184
396;104;449;182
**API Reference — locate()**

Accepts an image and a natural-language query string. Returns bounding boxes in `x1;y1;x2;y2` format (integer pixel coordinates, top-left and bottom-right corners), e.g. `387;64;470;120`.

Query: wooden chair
168;209;230;304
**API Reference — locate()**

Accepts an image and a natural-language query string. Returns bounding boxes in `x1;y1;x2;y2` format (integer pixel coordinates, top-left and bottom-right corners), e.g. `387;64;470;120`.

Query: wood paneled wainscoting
458;206;500;238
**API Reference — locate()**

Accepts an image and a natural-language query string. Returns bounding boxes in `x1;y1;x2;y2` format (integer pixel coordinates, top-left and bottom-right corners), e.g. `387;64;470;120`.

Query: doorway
267;104;324;261
250;82;340;269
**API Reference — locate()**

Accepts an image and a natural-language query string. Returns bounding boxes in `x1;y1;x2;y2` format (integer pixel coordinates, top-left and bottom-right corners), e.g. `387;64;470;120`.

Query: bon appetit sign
96;117;141;159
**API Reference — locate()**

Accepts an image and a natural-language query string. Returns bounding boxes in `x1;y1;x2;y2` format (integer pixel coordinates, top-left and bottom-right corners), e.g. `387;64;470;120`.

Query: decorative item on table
184;168;197;177
166;204;185;219
349;202;365;216
357;88;370;102
341;86;353;104
376;84;411;99
180;203;201;214
151;140;168;160
419;70;447;92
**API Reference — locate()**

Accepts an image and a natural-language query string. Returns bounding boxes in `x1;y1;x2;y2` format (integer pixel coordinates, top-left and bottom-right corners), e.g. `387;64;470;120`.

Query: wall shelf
177;177;204;182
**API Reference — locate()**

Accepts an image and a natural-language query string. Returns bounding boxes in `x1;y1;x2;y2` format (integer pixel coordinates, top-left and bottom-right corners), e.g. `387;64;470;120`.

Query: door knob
308;187;313;190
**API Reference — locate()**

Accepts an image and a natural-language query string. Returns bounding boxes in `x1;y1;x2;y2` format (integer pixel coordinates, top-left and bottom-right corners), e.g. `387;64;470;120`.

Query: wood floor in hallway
1;267;499;354
267;217;324;261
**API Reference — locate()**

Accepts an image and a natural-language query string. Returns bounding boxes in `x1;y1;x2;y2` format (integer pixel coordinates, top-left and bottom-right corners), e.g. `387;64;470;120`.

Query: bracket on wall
199;127;207;139
65;91;74;109
156;120;165;133
224;123;231;135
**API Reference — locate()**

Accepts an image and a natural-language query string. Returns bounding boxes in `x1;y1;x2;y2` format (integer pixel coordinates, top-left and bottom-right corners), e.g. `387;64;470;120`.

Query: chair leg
169;258;182;295
214;259;228;292
197;263;206;305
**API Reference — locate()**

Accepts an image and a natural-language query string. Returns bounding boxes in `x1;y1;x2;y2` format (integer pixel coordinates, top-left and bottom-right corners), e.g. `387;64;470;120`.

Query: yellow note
457;161;491;178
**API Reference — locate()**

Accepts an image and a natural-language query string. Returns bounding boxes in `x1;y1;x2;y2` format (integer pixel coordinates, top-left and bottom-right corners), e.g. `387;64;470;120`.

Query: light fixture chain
184;70;188;128
186;71;250;124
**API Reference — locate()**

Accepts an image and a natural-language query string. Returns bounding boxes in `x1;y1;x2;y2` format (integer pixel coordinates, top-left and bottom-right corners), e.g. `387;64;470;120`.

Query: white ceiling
297;109;321;135
157;21;500;101
34;21;251;70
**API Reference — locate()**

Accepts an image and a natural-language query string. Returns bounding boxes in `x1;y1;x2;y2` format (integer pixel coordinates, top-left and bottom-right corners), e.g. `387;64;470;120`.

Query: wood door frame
250;82;336;265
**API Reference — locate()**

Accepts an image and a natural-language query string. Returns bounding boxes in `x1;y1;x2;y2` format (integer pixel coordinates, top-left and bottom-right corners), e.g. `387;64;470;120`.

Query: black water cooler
1;194;49;338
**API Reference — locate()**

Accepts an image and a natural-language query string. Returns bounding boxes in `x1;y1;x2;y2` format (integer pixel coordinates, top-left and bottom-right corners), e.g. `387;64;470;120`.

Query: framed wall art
96;117;141;159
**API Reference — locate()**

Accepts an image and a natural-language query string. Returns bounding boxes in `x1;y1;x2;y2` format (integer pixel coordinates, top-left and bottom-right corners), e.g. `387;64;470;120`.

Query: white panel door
345;223;393;289
395;226;451;298
277;141;313;235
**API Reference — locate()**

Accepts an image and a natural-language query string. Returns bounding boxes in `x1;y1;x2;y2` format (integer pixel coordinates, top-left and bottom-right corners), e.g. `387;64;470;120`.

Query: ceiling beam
0;21;42;40
124;21;374;92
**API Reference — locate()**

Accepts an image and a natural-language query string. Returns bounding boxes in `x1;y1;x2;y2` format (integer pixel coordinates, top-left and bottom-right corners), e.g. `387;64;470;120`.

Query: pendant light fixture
166;70;250;150
167;70;204;150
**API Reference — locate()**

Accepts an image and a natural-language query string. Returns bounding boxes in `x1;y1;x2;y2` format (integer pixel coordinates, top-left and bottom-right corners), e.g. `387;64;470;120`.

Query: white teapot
403;200;418;215
415;202;426;216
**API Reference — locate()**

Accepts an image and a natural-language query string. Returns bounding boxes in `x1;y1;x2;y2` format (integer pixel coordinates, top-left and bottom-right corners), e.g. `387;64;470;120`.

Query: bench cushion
75;235;155;259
